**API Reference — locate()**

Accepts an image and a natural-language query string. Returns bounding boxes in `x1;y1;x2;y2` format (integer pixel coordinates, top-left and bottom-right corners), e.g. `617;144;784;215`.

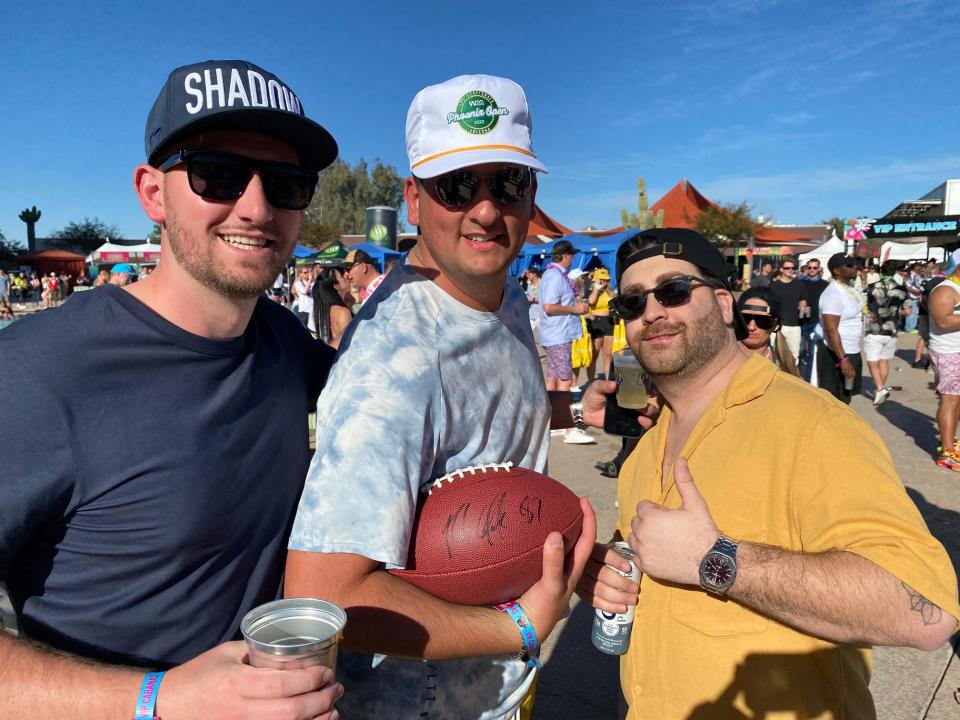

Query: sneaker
936;450;960;472
598;461;619;478
873;388;890;406
563;427;596;445
550;429;566;437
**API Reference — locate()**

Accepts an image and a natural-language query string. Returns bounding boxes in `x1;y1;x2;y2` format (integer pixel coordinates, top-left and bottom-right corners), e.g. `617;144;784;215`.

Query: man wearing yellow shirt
577;227;960;719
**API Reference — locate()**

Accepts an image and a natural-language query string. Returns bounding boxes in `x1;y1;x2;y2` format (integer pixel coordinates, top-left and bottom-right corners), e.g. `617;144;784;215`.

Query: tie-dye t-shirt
289;262;550;720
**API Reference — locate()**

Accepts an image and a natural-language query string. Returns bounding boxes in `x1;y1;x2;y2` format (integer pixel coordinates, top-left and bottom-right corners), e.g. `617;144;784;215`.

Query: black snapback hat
145;60;338;172
344;249;375;266
616;228;747;340
615;228;735;286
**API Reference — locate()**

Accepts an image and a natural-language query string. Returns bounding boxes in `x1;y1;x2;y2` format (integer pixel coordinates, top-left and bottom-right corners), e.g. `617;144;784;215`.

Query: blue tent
512;229;640;288
292;244;319;259
350;242;404;272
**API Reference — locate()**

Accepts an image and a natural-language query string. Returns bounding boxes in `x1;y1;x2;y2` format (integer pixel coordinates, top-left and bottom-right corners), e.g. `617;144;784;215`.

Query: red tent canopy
650;179;815;245
528;204;574;239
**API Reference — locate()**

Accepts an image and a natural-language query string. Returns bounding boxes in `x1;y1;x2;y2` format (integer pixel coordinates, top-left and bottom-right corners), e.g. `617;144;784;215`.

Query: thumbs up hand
627;458;721;586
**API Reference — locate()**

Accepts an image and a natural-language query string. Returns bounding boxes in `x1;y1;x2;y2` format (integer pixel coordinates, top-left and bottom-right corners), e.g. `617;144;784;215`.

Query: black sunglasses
611;275;717;321
157;150;318;211
742;312;778;331
424;166;534;209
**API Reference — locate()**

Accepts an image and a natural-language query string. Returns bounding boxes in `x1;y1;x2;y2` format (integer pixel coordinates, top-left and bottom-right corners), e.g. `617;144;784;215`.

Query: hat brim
411;147;547;179
148;108;338;172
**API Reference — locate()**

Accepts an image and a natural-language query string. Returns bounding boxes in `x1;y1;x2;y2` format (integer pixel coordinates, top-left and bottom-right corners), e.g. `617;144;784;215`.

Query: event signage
864;215;960;239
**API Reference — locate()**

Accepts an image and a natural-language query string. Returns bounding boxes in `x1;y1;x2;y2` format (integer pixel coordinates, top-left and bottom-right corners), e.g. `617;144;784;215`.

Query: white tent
798;232;844;266
880;241;945;263
87;242;161;264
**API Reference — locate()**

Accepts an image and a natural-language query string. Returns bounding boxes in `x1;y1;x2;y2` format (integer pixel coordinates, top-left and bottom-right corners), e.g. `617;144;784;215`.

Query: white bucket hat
405;74;548;179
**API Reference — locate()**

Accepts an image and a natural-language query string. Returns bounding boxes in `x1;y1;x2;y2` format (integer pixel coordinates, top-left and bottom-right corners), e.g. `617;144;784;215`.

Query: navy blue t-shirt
0;285;333;667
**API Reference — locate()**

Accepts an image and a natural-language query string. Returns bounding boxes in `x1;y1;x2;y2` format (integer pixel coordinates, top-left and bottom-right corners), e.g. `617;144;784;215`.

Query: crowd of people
0;57;956;720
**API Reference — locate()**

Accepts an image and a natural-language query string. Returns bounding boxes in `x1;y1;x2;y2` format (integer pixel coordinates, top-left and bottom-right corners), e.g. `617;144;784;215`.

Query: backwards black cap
145;60;338;172
615;227;747;340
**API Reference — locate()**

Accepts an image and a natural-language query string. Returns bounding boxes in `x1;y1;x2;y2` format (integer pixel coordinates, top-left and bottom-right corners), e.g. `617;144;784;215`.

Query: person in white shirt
292;265;314;326
815;253;864;404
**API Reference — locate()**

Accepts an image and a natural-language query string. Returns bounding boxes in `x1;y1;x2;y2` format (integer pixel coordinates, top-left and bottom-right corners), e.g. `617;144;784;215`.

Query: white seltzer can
591;541;640;655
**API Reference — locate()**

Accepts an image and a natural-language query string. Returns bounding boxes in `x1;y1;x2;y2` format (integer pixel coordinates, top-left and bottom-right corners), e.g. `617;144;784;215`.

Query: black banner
865;215;960;239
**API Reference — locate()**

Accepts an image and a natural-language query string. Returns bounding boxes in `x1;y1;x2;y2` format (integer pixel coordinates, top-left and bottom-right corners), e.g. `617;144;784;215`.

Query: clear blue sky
2;0;958;245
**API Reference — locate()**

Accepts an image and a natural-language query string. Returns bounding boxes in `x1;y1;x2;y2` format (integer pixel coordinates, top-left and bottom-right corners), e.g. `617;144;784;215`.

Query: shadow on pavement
876;399;939;455
906;487;960;580
533;600;626;720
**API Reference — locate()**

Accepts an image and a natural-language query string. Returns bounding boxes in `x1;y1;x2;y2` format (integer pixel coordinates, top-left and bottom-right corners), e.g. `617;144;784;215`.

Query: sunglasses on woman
157;150;318;211
610;275;717;321
742;312;778;331
423;166;534;209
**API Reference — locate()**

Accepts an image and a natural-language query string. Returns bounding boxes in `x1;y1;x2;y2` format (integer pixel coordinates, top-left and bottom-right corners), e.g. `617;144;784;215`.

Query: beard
164;211;289;300
629;300;730;381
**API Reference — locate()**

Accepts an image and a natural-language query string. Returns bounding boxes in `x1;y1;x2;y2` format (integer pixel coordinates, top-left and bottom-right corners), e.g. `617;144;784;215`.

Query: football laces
427;462;514;494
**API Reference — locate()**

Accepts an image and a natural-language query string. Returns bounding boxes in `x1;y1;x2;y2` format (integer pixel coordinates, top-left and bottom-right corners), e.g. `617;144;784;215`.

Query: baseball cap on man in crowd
344;249;375;268
111;263;135;275
144;60;338;172
615;227;748;340
405;74;548;179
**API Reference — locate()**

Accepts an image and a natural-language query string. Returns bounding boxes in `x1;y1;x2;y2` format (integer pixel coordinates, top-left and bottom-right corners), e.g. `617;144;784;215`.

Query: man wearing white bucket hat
286;74;608;720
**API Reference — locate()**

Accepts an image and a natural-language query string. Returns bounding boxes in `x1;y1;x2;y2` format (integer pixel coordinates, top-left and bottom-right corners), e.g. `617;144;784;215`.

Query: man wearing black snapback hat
0;60;342;719
577;228;958;719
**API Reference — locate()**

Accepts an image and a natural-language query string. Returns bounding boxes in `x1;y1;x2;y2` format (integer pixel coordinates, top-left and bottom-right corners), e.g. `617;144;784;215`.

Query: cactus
621;178;663;230
18;206;41;252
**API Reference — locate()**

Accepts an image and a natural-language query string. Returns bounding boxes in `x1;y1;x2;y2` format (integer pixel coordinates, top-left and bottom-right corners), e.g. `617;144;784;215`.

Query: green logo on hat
447;91;509;135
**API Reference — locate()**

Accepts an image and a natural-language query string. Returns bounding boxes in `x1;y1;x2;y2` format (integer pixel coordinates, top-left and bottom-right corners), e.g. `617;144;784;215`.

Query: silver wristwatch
698;535;739;595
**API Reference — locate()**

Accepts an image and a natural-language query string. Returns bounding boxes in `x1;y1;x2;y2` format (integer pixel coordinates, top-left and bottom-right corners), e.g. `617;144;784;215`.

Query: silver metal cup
241;598;347;672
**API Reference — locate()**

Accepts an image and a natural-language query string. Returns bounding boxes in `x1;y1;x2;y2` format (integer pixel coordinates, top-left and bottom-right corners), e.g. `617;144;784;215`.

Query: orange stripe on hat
412;144;537;169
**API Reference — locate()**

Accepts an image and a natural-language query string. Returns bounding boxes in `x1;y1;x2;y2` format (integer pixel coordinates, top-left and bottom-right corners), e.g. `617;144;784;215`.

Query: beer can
241;598;347;672
591;542;640;655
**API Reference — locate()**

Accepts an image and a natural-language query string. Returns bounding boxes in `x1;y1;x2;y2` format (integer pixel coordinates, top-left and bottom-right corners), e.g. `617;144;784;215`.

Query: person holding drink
0;59;344;719
577;228;959;719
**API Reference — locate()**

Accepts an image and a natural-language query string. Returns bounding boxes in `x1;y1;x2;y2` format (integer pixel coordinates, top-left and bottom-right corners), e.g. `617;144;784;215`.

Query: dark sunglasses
742;312;778;331
424;166;534;209
157;150;318;211
781;265;796;271
611;275;717;321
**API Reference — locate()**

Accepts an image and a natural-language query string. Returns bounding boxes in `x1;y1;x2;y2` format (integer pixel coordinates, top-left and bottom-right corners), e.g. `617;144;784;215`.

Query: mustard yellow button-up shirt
616;354;960;719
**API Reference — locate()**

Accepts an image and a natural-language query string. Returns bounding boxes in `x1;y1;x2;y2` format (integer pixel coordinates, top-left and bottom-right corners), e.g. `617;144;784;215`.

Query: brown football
388;463;584;605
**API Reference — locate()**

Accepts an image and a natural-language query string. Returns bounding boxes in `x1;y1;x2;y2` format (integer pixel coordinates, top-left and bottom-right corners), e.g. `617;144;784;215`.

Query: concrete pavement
533;333;960;719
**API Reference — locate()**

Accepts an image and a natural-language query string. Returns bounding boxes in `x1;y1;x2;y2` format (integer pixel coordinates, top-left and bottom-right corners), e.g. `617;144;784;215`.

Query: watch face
703;554;733;586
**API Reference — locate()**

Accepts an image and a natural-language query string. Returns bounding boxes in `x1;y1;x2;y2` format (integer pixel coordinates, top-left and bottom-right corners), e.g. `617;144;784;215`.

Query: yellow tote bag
612;319;628;352
571;318;593;369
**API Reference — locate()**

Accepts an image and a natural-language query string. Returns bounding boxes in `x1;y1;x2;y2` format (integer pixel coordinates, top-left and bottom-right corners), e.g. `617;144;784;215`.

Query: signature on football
441;494;544;558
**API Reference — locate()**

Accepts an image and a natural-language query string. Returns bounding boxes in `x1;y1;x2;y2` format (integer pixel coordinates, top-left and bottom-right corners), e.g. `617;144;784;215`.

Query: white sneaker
549;429;566;437
873;388;890;406
563;427;596;445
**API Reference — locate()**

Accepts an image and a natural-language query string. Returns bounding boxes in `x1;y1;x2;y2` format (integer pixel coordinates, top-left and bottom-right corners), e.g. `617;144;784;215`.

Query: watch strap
713;535;738;558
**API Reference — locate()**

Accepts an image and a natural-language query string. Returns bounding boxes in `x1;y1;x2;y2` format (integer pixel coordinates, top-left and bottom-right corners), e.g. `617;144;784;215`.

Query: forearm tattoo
902;582;943;625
